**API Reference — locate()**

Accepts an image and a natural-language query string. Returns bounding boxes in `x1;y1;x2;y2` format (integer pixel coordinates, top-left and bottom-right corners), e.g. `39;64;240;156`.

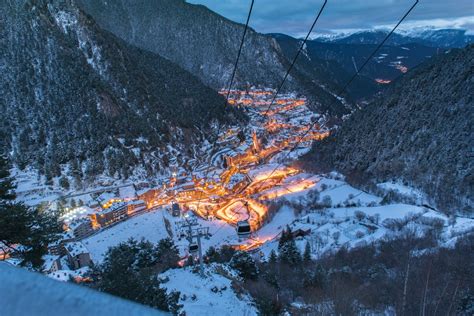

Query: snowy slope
160;265;257;316
83;209;170;263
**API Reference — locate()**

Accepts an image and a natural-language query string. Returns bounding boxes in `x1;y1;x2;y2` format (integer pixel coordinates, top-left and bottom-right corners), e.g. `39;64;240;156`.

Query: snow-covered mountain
315;28;473;48
0;0;243;183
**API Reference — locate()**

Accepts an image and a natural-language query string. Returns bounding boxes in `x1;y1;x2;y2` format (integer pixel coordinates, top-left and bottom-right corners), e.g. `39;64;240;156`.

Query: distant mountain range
269;32;450;101
279;28;472;101
301;45;474;214
313;29;474;48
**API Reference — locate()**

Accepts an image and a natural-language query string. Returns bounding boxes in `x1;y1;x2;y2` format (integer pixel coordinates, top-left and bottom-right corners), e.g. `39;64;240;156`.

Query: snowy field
83;209;170;263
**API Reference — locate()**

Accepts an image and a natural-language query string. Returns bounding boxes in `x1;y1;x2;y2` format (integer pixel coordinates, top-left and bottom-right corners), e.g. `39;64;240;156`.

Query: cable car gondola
189;243;199;254
237;220;251;238
171;203;181;217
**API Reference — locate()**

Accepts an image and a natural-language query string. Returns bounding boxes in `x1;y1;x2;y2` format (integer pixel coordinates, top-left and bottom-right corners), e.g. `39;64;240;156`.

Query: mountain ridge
0;0;242;183
311;28;474;48
300;45;474;214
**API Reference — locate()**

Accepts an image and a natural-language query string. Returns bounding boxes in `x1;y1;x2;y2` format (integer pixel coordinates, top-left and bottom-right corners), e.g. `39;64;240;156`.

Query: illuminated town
54;88;329;260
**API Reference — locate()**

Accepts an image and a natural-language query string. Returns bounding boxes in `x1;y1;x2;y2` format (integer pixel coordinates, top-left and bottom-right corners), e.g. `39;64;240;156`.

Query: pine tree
277;228;301;265
278;226;293;251
204;246;219;263
0;156;60;269
218;245;236;263
268;249;277;264
186;255;195;266
303;264;326;289
0;155;16;201
95;238;181;312
154;238;180;271
303;241;312;262
230;251;259;280
278;239;301;265
59;176;70;190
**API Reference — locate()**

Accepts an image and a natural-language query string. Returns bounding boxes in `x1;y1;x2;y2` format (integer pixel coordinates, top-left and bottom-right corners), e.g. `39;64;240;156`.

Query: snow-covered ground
83;209;170;263
247;174;473;260
160;265;257;316
377;181;426;204
13;168;64;206
78;172;473;267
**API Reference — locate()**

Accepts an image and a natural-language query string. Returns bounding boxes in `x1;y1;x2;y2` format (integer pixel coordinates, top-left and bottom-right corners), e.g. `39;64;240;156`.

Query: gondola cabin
237;220;251;238
170;203;180;217
189;243;199;254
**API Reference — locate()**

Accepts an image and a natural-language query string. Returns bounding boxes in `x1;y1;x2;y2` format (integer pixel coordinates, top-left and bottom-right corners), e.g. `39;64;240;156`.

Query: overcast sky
186;0;474;37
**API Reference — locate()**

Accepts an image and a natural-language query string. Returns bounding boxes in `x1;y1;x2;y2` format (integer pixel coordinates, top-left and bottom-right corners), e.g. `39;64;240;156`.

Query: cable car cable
216;0;420;235
191;0;255;218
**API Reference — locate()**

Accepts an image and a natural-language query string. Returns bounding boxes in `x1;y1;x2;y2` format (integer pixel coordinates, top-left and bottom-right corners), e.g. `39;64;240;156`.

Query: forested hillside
301;45;474;214
0;0;242;183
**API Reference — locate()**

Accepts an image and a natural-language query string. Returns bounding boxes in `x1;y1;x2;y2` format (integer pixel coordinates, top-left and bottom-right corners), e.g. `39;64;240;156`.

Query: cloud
186;0;474;36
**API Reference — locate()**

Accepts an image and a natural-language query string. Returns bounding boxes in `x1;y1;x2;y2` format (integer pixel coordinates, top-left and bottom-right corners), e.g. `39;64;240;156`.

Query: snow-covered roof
176;181;195;189
98;202;126;214
227;173;246;188
128;199;146;206
68;218;91;230
97;192;116;203
119;186;136;199
65;242;89;257
42;254;60;271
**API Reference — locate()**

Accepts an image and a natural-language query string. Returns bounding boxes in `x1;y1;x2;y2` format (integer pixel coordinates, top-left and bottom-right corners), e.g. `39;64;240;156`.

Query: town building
97;192;122;209
42;255;62;273
127;200;147;216
89;202;127;227
48;231;75;256
64;242;92;270
68;218;95;240
225;172;250;192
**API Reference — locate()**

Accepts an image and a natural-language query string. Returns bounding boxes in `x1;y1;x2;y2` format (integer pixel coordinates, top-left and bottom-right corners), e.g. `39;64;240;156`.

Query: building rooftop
98;202;127;215
128;199;146;206
65;242;89;257
97;192;116;204
68;218;91;230
42;254;60;271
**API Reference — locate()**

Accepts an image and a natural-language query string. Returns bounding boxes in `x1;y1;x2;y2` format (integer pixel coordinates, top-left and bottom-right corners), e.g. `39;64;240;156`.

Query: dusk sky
187;0;474;37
